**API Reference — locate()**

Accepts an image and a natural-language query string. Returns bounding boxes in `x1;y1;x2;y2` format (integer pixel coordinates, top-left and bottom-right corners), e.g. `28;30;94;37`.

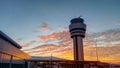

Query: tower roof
70;17;84;24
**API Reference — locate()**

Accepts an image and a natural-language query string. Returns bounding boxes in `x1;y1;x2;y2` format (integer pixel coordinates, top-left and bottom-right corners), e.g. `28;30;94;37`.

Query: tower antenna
79;15;82;18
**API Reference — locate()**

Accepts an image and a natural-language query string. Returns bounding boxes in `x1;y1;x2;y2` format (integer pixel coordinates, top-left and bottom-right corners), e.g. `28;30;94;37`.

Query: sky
0;0;120;64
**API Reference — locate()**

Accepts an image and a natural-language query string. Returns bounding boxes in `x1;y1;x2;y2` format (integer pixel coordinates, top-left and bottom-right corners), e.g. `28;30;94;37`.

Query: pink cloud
39;30;70;43
22;40;36;48
22;29;120;63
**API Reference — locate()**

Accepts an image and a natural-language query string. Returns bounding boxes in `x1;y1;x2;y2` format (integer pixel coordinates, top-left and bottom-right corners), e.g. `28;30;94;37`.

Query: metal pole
94;40;99;61
51;53;52;68
27;61;31;68
9;55;13;68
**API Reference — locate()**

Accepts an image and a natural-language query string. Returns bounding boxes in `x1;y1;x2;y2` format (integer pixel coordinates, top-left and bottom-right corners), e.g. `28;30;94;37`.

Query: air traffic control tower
69;17;86;61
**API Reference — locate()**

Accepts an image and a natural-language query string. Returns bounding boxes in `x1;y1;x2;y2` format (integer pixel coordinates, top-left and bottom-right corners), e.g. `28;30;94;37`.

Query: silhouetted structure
69;17;86;61
0;31;31;68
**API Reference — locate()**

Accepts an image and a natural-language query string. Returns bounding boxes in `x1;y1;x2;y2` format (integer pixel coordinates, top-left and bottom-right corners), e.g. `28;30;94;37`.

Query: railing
0;52;27;68
28;60;110;68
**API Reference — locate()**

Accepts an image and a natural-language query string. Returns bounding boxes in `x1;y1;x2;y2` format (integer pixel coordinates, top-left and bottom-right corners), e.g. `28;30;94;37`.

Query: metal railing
28;60;110;68
0;52;27;68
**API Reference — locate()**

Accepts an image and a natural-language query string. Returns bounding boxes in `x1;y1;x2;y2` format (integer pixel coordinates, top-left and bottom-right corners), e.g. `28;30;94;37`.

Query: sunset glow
22;30;120;64
0;0;120;65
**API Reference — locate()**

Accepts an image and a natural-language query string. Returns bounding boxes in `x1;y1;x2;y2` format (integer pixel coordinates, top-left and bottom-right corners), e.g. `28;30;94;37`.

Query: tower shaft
73;36;84;61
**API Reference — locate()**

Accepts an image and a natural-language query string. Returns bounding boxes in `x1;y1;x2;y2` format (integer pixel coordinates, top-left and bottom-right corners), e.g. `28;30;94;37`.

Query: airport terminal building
0;31;31;68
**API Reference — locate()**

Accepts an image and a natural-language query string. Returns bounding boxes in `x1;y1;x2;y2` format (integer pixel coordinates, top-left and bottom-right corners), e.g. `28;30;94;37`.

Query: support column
9;55;13;68
27;61;31;68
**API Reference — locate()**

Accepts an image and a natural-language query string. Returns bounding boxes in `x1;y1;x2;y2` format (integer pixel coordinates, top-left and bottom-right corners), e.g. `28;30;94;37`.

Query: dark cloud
40;22;50;32
33;22;51;33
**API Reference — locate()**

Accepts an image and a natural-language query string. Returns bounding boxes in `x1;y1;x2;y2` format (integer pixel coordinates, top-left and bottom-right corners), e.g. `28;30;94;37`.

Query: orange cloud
39;30;70;43
22;29;120;64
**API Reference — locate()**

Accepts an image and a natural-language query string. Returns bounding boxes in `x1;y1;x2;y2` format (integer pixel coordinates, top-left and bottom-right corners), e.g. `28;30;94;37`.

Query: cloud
34;22;51;33
40;22;50;32
23;43;73;58
22;40;36;48
15;38;23;42
38;30;70;43
23;30;73;58
22;29;120;64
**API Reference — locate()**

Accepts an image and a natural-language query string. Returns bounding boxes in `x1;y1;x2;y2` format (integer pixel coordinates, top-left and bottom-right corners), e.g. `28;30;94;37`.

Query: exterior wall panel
0;38;31;59
0;38;3;51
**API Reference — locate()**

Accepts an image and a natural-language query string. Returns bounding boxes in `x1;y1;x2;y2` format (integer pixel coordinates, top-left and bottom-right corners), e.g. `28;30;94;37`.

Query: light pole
94;40;99;61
